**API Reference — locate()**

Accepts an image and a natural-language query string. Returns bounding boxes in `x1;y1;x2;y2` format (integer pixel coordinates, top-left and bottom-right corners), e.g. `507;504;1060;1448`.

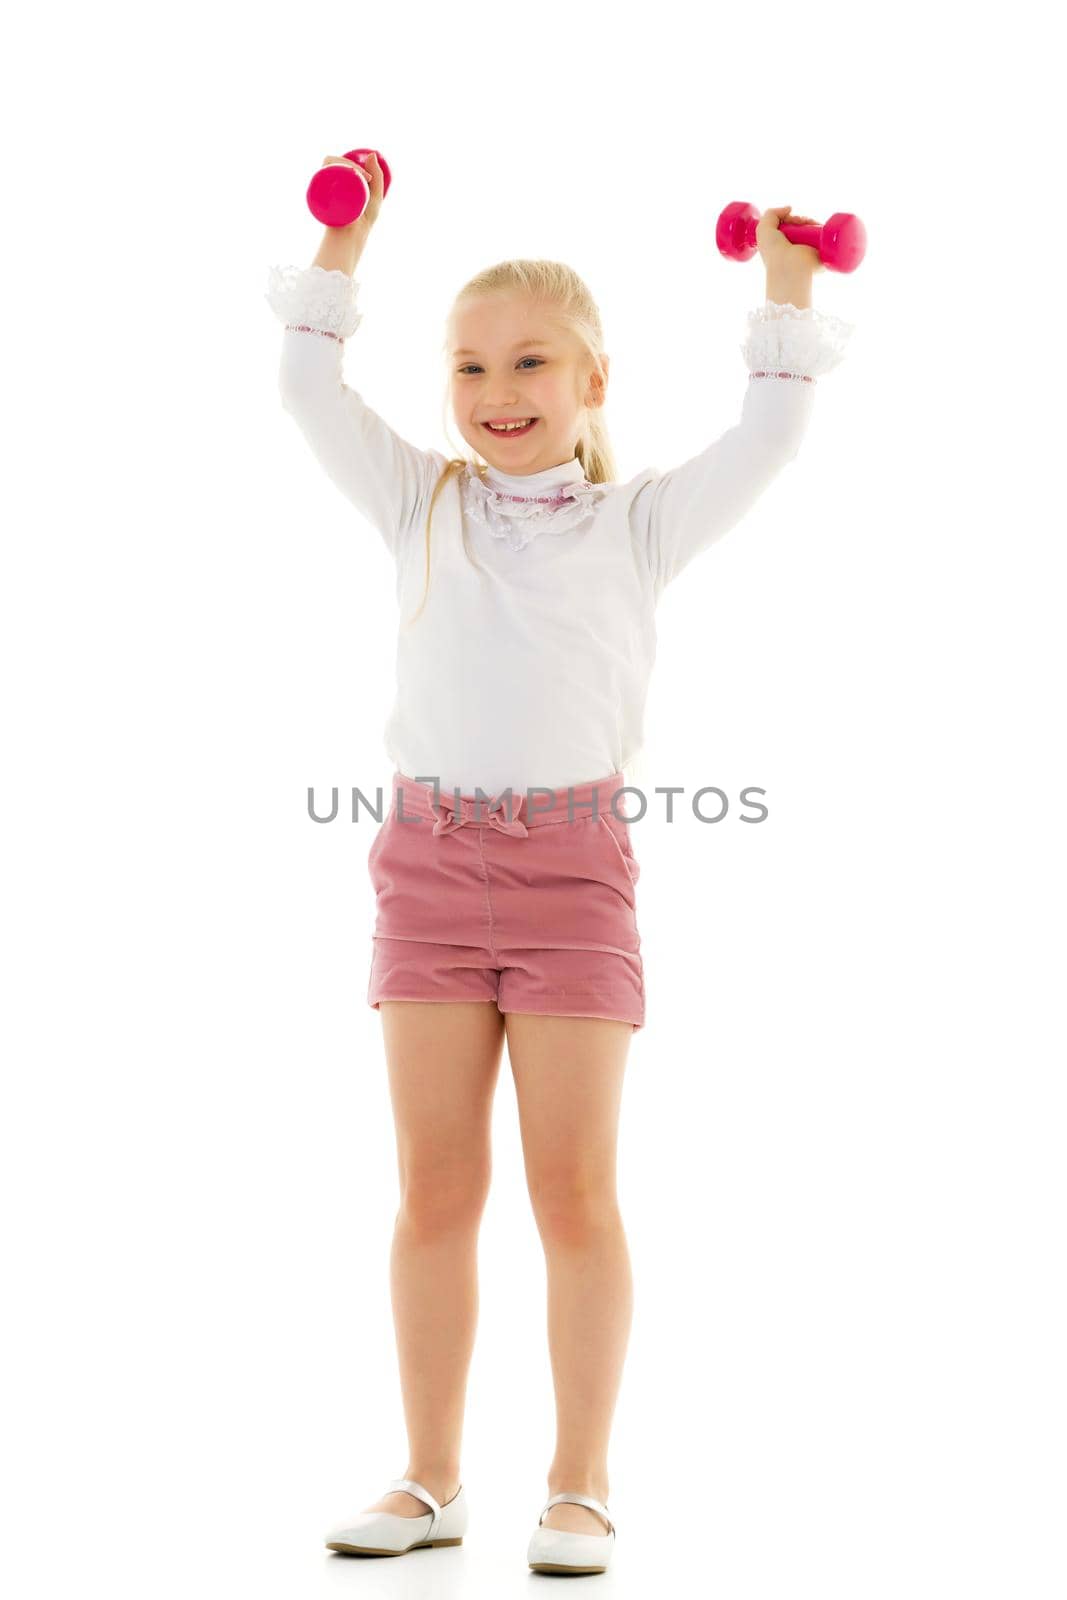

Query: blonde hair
403;259;616;627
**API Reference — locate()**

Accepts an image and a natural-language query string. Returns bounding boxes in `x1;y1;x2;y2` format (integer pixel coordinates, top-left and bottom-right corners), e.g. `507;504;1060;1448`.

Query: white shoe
325;1477;467;1556
527;1491;615;1574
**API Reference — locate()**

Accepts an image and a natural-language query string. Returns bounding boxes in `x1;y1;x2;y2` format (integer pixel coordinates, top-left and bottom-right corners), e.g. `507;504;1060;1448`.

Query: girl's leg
505;1011;634;1535
363;999;506;1517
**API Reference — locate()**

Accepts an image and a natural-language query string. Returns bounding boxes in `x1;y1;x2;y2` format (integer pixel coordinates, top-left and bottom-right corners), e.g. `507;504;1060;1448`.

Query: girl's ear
586;355;609;408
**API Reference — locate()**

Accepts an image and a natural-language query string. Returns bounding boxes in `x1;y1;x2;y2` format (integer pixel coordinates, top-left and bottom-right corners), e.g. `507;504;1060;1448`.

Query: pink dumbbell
716;201;866;273
306;148;393;228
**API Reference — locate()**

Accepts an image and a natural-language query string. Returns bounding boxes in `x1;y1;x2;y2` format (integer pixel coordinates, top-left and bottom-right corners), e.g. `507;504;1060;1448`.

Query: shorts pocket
367;813;392;882
597;810;642;887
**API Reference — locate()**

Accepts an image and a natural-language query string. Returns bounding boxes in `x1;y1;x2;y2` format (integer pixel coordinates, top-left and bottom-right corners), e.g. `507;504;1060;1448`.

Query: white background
3;1;1064;1595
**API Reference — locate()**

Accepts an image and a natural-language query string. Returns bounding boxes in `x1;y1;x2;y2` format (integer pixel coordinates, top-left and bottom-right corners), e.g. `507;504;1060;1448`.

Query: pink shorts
366;769;645;1031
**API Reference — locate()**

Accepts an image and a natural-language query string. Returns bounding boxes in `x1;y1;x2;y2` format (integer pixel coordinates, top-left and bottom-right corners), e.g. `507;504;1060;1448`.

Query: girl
265;151;853;1575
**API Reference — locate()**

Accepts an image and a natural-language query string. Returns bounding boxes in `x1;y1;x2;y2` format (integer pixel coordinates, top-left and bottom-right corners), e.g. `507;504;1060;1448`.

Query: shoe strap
387;1477;445;1540
540;1491;614;1535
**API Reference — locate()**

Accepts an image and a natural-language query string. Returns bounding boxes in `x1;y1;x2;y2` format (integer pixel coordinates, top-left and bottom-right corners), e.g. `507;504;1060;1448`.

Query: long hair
403;259;616;628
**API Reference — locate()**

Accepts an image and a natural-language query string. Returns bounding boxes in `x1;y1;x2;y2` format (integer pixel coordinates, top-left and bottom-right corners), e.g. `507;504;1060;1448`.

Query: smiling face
449;294;608;476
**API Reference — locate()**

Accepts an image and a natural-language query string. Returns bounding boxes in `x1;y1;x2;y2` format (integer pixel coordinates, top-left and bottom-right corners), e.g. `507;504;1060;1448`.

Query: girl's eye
457;358;543;375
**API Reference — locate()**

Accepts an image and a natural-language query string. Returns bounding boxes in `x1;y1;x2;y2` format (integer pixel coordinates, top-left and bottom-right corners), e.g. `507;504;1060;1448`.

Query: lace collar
461;456;605;552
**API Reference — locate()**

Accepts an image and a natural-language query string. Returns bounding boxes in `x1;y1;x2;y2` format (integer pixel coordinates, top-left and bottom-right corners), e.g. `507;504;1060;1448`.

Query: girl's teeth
487;419;534;432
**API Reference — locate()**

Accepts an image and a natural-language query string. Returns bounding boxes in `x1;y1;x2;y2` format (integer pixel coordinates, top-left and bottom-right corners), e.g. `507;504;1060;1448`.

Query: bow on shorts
430;791;531;838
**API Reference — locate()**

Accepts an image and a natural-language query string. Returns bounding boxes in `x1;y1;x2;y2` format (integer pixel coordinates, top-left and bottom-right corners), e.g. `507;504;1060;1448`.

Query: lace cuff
264;263;363;338
740;300;854;381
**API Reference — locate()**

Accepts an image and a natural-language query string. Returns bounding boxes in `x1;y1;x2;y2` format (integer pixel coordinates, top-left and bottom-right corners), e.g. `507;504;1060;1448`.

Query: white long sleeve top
265;265;853;796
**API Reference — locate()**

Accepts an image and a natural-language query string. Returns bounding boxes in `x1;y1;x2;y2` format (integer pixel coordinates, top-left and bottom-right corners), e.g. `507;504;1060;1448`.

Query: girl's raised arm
632;297;854;602
265;156;441;561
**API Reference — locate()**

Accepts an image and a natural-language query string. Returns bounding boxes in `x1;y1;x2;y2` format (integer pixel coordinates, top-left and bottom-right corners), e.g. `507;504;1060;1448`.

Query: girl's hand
320;151;385;232
755;205;825;274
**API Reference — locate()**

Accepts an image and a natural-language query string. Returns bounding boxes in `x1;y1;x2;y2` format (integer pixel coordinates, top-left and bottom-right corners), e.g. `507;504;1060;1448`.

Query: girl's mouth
482;418;539;438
